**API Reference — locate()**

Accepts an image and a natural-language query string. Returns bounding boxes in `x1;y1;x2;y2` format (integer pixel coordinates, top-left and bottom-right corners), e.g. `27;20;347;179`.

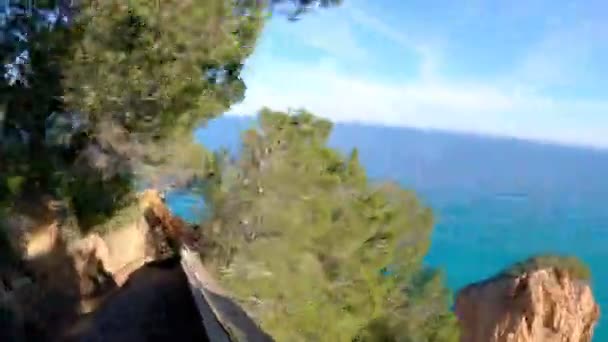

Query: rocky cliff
455;265;599;342
0;189;270;341
0;189;197;340
3;192;601;342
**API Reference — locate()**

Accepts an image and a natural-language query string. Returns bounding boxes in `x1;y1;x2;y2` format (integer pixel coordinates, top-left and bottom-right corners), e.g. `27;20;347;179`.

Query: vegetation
201;109;459;341
0;0;344;224
502;254;591;281
0;0;266;230
0;2;600;341
0;1;461;341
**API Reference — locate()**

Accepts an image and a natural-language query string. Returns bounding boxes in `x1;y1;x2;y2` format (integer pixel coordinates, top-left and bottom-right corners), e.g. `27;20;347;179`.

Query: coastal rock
455;268;599;342
0;189;194;323
68;189;194;288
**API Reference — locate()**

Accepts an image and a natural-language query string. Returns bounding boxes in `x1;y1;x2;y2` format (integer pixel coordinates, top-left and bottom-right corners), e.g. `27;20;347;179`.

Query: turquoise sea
423;189;607;341
169;116;608;341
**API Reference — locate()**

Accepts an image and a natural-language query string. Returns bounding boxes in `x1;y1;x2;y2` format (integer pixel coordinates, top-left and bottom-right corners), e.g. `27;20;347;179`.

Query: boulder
455;267;599;342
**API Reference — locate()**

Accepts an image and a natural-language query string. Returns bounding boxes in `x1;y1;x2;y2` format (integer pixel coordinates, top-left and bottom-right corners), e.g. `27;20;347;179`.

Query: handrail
180;246;274;342
138;189;272;341
180;246;232;342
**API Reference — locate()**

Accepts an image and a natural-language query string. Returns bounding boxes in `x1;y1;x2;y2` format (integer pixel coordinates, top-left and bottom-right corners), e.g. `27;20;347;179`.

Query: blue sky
229;0;608;148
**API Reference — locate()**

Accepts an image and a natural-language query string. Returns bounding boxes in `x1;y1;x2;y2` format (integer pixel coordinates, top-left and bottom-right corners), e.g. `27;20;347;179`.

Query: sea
168;116;608;341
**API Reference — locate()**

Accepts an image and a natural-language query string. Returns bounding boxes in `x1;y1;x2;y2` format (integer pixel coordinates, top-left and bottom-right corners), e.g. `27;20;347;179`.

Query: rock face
455;268;600;342
0;189;274;341
0;189;199;340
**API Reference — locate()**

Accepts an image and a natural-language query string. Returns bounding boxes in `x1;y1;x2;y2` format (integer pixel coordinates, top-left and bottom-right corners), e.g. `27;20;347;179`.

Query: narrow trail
3;189;272;341
62;257;210;342
61;250;273;342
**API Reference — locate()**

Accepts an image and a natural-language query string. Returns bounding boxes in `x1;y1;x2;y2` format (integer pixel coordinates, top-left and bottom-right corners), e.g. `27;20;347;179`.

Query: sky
228;0;608;149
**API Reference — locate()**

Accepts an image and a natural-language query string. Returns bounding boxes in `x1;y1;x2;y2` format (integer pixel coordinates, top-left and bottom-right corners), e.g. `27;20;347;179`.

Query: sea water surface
168;116;608;341
423;189;607;341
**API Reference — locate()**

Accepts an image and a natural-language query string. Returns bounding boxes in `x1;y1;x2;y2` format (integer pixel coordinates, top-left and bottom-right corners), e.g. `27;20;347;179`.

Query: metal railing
180;246;274;342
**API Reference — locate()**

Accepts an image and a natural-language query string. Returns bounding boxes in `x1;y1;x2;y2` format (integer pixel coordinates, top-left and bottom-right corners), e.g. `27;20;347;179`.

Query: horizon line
222;112;608;153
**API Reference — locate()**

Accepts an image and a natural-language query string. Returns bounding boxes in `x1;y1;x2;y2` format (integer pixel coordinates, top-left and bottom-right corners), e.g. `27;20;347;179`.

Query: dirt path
4;190;272;342
62;257;210;342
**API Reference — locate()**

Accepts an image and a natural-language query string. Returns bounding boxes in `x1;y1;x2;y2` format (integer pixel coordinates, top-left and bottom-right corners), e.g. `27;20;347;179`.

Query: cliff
4;191;601;342
0;189;270;341
0;190;201;340
455;262;600;342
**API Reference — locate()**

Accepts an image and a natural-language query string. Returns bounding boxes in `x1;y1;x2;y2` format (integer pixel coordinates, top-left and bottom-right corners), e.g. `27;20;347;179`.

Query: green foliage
270;0;344;20
202;109;458;341
5;176;25;196
0;0;265;230
85;201;142;237
502;254;591;281
64;172;135;233
136;132;216;190
0;0;344;236
62;0;264;142
1;2;459;339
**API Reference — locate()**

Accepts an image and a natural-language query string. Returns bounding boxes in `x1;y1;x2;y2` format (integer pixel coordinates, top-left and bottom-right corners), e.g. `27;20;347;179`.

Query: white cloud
345;5;442;80
268;6;369;62
230;60;608;148
512;23;597;89
231;2;608;149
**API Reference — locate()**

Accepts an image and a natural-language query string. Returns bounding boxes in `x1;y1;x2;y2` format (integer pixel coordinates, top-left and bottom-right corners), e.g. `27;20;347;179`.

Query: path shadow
62;256;210;342
0;238;103;342
63;255;275;342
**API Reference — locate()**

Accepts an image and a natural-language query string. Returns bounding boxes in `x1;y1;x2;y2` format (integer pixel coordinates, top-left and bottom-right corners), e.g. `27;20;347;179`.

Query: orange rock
455;268;600;342
138;189;199;248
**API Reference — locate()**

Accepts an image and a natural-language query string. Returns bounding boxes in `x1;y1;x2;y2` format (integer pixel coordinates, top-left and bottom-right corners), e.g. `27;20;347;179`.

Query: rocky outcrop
0;189;198;339
63;190;271;342
1;189;272;341
455;267;600;342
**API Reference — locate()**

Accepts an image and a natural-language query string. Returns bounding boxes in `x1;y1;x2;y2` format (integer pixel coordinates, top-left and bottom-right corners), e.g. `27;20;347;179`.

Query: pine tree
202;109;459;341
0;0;265;228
